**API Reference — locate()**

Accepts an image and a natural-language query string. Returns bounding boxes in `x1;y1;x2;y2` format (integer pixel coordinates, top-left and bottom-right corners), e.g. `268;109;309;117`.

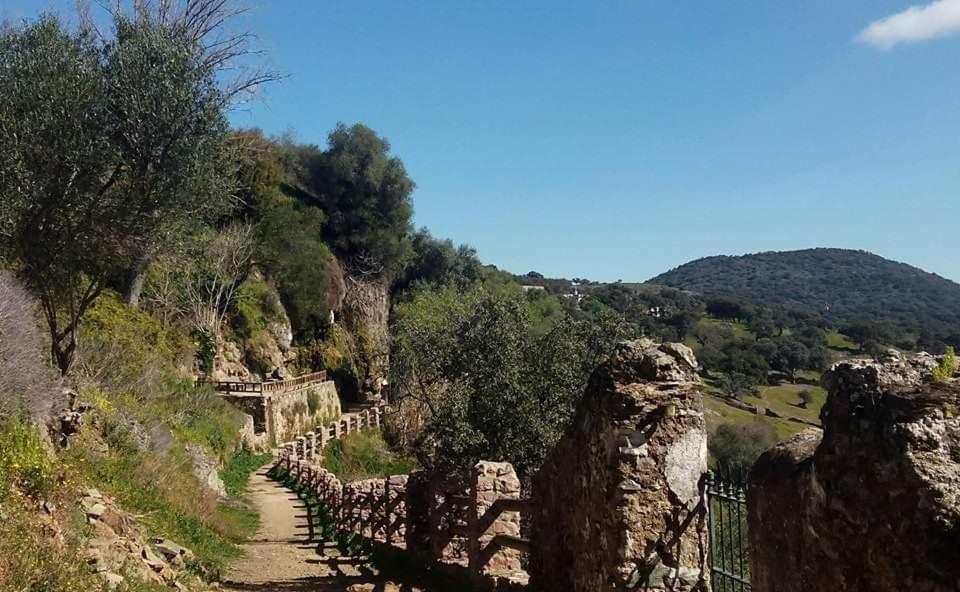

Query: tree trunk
124;249;151;308
50;327;77;376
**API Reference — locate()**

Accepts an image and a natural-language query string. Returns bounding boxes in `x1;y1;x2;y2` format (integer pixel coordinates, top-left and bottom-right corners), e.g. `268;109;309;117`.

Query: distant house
520;285;546;292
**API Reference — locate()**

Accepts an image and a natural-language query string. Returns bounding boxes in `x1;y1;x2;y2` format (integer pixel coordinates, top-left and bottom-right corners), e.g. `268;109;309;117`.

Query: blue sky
5;1;960;282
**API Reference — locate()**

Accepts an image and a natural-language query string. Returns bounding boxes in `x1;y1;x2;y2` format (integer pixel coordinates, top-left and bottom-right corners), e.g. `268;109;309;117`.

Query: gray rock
98;572;124;590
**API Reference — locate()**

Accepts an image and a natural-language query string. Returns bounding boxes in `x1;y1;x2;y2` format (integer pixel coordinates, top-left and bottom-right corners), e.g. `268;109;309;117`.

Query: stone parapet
749;350;960;592
529;339;710;592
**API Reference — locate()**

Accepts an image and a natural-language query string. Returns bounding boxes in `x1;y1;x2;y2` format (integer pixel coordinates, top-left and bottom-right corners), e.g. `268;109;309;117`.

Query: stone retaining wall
226;379;341;450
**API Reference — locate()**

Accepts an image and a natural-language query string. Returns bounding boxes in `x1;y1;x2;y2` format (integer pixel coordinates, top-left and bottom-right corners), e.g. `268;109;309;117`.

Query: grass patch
748;383;826;425
65;441;248;574
322;430;417;481
222;447;272;497
704;393;811;442
701;316;755;340
826;330;858;353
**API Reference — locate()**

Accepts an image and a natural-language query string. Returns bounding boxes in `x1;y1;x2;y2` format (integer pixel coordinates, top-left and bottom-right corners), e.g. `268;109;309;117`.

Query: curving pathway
223;466;429;592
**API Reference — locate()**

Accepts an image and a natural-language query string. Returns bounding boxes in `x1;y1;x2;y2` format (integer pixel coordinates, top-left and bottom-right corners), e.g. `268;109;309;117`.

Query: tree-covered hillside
650;248;960;338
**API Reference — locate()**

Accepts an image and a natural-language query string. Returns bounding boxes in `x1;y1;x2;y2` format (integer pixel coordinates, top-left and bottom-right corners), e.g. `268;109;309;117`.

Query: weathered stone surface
529;339;709;592
749;352;960;592
470;461;523;577
185;443;227;498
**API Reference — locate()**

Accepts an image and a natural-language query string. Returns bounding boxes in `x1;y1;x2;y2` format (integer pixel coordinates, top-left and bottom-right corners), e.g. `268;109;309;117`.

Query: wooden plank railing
202;370;328;395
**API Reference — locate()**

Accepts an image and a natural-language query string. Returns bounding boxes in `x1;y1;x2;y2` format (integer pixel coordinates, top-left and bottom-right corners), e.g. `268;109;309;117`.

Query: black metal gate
706;468;751;591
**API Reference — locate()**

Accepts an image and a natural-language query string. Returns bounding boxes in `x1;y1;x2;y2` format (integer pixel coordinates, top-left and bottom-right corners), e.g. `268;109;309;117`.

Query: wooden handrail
202;370;328;394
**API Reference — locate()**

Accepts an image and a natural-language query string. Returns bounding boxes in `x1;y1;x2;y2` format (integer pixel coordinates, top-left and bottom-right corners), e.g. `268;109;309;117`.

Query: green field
826;330;858;352
704;377;826;442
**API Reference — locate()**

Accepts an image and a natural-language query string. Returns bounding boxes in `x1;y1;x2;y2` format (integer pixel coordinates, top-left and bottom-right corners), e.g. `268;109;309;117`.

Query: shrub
0;418;55;500
322;431;417;481
233;276;285;340
75;291;192;398
932;346;958;383
710;421;777;474
797;388;814;408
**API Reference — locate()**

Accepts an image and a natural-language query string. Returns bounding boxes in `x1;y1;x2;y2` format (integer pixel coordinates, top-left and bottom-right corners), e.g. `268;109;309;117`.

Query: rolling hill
648;248;960;331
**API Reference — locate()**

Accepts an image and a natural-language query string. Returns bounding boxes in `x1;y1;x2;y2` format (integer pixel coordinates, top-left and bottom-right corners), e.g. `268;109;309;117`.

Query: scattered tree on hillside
706;298;747;322
771;338;810;383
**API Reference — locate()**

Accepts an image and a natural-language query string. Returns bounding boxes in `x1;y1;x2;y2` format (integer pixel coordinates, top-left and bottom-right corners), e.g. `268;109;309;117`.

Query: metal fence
706;466;751;591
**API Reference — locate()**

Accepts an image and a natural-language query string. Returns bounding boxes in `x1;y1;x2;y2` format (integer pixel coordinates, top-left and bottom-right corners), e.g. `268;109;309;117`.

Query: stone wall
229;380;341;449
266;380;341;446
749;350;960;592
529;339;710;592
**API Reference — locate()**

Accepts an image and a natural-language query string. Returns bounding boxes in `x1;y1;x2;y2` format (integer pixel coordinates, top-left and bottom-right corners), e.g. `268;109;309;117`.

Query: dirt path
223;465;428;592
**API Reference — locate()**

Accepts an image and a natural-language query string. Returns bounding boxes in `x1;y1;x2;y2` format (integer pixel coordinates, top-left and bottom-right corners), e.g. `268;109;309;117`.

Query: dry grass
0;272;63;422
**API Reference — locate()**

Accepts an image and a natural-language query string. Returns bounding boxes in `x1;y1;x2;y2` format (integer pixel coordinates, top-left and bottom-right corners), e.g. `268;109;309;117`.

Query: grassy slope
322;430;417;481
60;293;270;574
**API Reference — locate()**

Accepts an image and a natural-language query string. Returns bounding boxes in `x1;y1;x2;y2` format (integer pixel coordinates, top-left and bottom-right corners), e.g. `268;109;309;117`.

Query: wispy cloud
857;0;960;49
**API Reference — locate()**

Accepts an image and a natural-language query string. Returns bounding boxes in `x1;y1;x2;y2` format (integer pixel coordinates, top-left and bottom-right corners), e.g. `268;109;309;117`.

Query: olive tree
103;15;235;306
0;17;122;374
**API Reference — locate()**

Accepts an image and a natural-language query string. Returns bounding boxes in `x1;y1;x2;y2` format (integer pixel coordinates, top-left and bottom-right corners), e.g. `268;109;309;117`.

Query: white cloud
857;0;960;49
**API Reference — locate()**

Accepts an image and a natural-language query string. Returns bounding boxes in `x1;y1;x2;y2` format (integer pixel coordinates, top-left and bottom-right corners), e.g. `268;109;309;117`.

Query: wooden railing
202;370;328;395
277;434;530;587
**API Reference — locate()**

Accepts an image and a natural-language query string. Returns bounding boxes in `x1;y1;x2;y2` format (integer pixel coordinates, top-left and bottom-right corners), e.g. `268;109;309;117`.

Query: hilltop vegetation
650;248;960;349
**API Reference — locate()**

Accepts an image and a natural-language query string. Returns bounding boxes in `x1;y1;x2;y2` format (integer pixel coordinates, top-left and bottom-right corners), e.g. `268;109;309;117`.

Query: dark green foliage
322;430;417;481
770;338;810;383
582;283;703;342
710;421;777;473
391;285;625;480
652;248;960;345
256;199;333;338
393;228;483;297
305;123;415;277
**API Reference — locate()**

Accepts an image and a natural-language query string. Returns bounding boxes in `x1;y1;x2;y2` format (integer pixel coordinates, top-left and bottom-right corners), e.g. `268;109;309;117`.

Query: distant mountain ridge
648;248;960;330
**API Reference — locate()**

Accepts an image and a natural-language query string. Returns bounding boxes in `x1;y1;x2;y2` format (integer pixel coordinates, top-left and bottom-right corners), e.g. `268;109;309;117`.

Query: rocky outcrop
339;275;390;402
749;350;960;592
79;488;202;589
213;341;253;382
529;339;709;592
185;444;227;498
